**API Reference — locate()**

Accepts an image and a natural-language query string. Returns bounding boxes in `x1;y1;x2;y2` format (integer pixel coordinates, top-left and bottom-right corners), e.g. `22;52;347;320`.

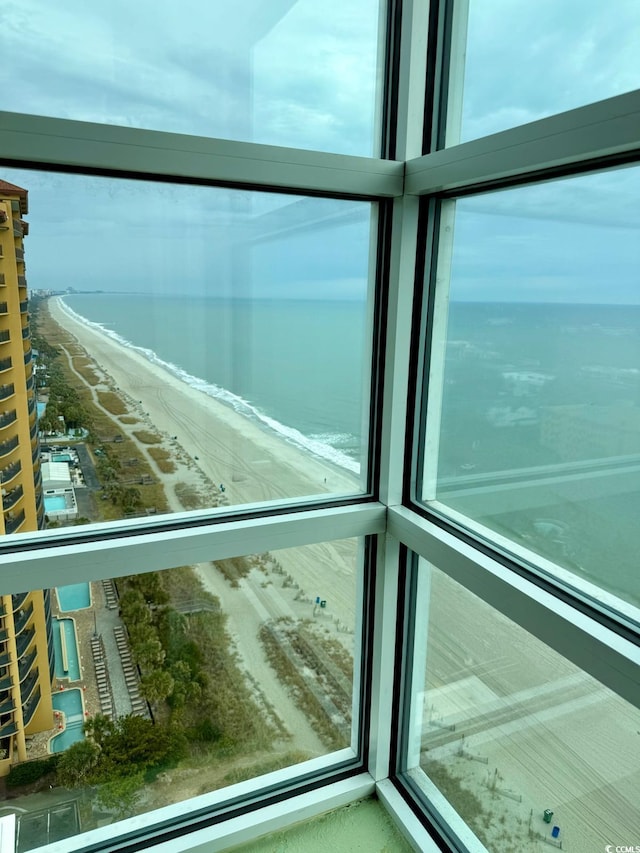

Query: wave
57;297;361;475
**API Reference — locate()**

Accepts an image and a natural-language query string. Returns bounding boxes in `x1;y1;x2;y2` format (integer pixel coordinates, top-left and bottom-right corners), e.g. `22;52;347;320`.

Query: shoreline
48;296;361;508
46;296;361;633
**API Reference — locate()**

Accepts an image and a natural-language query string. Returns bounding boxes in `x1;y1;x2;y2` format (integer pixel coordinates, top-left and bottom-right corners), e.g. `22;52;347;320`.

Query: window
0;1;638;852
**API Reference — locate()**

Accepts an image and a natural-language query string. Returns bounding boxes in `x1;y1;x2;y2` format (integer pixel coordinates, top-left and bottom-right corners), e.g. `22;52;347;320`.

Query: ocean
62;294;640;608
62;293;367;475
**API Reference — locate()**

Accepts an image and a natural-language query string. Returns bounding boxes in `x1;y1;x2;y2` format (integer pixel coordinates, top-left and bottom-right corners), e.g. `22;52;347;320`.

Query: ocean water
61;294;640;606
434;301;640;609
63;294;368;474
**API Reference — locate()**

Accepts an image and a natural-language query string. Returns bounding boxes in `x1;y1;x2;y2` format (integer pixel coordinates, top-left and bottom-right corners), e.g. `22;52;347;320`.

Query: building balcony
21;325;30;340
0;304;7;315
35;490;43;513
32;442;39;464
22;685;41;728
0;672;11;693
0;435;19;458
0;357;11;373
27;397;35;416
37;503;45;530
17;275;26;287
25;375;34;391
0;331;9;344
0;275;4;286
3;484;24;512
0;720;17;739
12;592;29;611
19;300;28;314
0;410;17;429
13;221;23;237
0;695;14;716
18;649;37;684
24;349;32;365
0;649;10;669
33;466;42;490
1;460;21;484
5;508;26;535
13;601;33;636
14;248;24;262
15;627;35;658
29;418;38;440
20;667;39;705
0;384;15;401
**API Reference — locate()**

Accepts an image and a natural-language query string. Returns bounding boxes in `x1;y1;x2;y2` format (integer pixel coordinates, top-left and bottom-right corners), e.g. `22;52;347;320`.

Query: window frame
0;0;639;850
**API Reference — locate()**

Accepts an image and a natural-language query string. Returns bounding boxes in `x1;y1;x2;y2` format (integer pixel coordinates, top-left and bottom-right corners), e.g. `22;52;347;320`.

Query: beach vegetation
119;415;139;424
148;446;177;473
259;621;351;751
116;566;277;766
174;482;207;510
6;755;59;789
97;390;128;416
72;357;101;386
133;429;162;444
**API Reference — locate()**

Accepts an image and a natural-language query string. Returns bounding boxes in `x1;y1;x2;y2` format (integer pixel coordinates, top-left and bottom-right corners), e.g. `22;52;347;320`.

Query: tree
141;669;174;704
95;771;144;819
56;739;100;789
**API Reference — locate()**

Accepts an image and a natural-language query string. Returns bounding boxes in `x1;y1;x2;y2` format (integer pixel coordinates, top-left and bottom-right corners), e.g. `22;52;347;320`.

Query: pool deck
27;582;141;762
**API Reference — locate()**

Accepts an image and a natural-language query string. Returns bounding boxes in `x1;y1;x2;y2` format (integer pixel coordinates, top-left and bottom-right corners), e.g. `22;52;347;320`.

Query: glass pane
450;1;640;144
0;169;373;536
407;562;640;853
3;0;383;156
423;166;640;613
1;538;361;849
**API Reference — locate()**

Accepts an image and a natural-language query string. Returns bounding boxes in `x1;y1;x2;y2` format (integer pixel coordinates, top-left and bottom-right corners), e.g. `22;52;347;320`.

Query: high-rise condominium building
0;180;53;774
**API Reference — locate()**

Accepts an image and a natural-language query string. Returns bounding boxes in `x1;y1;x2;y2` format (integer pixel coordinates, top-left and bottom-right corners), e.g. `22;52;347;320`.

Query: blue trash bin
551;826;560;839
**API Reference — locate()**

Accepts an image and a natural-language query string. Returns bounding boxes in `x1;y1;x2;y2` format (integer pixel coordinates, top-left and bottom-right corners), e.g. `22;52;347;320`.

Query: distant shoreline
47;296;360;506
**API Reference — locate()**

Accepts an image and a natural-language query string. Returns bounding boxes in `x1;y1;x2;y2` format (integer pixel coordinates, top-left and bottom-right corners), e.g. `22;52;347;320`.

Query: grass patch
73;357;101;386
149;447;177;473
119;415;139;425
213;557;254;588
175;482;207;510
97;390;128;416
134;430;163;445
259;621;350;751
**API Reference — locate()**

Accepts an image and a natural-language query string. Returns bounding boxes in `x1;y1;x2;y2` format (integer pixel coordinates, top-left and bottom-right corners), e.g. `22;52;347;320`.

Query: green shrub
7;756;58;788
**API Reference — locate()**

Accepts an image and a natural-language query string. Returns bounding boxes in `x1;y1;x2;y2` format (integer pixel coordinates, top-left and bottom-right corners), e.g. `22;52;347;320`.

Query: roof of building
0;179;28;215
42;461;72;486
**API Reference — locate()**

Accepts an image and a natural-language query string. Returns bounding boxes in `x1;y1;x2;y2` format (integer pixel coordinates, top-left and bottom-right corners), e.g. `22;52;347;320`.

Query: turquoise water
44;495;67;512
51;689;85;753
57;583;90;611
52;618;81;681
52;453;72;462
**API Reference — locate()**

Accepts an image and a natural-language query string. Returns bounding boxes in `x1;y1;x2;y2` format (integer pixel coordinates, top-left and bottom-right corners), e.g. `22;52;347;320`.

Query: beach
46;297;640;847
48;295;361;634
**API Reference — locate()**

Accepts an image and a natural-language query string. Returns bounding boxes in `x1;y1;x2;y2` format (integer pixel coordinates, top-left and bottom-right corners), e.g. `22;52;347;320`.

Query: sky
1;0;640;302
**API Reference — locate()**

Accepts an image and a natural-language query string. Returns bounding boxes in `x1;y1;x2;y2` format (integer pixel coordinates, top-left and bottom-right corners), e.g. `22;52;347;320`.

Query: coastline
49;296;361;507
46;296;361;633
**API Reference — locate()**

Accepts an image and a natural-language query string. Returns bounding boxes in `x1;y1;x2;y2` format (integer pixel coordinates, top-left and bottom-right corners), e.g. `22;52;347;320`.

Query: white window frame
0;0;639;850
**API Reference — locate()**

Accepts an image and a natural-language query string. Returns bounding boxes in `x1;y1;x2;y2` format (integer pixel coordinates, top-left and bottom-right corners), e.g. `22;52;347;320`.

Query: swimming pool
52;453;73;463
57;583;91;611
44;495;67;512
52;618;81;681
50;689;85;753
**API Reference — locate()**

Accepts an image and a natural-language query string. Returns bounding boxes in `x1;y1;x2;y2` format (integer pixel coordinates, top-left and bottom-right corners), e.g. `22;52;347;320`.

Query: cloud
2;0;380;154
457;0;640;142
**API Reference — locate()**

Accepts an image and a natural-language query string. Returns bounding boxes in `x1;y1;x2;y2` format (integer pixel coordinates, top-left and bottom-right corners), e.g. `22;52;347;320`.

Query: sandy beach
48;296;361;630
48;297;360;508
